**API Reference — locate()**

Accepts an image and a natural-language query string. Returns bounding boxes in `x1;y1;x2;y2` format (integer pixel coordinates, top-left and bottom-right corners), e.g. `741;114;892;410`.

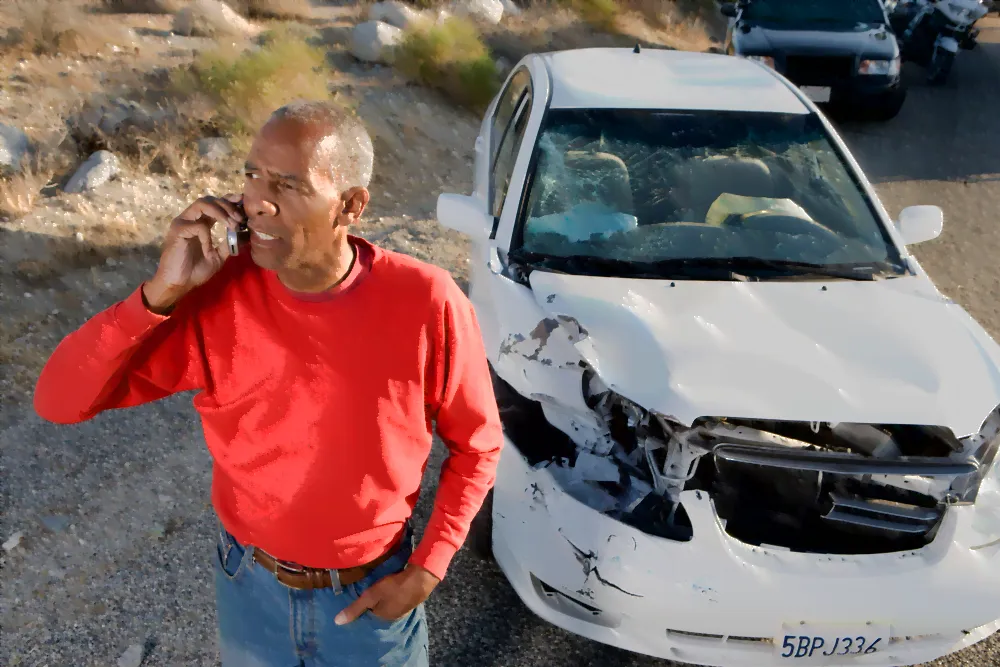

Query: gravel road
3;18;1000;667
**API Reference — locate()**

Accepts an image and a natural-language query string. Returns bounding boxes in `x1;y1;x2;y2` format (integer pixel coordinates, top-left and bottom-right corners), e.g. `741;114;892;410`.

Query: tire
867;86;908;121
927;49;955;85
466;487;495;561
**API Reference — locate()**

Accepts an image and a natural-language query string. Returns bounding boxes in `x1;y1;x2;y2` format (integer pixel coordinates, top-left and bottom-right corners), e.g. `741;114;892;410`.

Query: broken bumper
492;438;1000;667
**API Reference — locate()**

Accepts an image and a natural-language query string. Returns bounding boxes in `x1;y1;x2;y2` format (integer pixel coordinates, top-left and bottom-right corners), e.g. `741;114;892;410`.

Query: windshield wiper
660;257;894;281
510;252;899;281
509;253;668;278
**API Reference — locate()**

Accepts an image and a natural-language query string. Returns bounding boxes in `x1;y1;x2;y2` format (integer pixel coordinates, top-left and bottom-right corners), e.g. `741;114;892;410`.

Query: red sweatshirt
33;236;504;580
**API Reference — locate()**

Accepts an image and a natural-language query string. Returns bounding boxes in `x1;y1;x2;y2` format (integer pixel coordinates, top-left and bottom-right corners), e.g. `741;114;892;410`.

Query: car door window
490;69;530;163
491;91;532;220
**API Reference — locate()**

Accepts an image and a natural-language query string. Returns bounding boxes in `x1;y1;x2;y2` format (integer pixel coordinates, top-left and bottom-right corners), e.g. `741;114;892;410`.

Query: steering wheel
723;212;845;259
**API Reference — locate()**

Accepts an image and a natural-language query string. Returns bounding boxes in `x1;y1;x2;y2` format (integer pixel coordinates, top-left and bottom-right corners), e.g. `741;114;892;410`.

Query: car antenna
633;43;641;53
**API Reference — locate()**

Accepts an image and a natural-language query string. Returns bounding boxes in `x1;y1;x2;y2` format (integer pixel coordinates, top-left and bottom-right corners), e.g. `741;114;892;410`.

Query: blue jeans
214;521;429;667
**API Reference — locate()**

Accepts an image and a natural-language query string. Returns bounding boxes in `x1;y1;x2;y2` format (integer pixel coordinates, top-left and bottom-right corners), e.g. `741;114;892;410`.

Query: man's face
241;118;362;278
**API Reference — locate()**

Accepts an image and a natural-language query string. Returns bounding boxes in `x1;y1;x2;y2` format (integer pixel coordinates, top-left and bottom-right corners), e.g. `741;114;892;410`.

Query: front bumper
492;436;1000;667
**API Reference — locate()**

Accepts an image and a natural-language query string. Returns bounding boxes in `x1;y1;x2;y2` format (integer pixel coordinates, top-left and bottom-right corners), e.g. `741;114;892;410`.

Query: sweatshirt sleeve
409;276;504;580
33;283;207;424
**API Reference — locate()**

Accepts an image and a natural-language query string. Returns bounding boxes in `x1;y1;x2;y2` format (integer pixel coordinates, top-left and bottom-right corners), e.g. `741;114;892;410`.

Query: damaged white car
436;46;1000;666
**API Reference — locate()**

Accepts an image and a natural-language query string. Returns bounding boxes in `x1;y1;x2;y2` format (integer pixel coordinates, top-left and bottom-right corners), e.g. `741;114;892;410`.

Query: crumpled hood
738;24;898;59
529;272;1000;437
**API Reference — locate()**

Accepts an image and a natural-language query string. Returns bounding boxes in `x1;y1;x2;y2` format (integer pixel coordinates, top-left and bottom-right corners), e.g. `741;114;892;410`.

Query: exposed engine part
492;358;1000;555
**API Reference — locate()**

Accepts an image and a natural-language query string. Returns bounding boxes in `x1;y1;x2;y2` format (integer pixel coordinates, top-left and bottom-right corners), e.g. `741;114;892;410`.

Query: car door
466;70;536;359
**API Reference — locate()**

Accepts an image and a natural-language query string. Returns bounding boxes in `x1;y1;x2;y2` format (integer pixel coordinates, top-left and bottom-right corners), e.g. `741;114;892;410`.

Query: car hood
738;23;898;58
528;272;1000;437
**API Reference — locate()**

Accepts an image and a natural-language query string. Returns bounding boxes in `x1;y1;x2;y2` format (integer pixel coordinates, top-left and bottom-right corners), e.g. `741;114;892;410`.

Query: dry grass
99;0;185;13
394;17;501;113
168;24;334;136
558;0;621;31
484;2;713;60
229;0;315;19
0;169;53;221
2;0;117;57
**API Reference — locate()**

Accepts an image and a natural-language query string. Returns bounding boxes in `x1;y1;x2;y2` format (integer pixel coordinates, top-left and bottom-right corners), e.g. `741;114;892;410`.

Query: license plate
777;623;890;662
801;86;832;103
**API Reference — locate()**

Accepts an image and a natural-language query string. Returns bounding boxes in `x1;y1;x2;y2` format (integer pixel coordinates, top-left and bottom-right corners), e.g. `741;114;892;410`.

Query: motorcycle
887;0;989;84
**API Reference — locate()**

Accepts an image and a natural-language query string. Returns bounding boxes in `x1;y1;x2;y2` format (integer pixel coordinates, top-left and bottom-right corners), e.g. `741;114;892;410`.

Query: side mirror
895;205;943;245
720;2;738;17
436;193;493;238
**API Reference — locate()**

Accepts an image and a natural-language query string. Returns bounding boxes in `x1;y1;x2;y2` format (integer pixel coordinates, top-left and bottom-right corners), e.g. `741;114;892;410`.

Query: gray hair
270;100;374;190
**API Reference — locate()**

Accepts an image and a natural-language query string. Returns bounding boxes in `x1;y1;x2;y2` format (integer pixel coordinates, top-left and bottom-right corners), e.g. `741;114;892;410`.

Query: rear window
742;0;886;26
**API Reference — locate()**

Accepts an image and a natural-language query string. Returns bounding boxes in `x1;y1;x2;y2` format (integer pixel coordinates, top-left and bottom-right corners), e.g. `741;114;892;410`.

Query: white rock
451;0;504;24
173;0;259;38
501;0;521;15
367;1;424;29
64;151;121;194
350;21;404;64
0;123;30;173
2;531;22;552
117;644;143;667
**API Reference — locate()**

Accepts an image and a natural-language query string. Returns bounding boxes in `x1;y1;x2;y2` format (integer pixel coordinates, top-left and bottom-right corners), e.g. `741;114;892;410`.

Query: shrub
3;0;111;56
229;0;314;19
558;0;621;31
169;25;333;135
394;17;501;113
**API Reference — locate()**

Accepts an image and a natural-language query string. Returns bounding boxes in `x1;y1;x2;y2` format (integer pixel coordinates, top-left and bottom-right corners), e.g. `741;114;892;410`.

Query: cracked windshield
517;109;905;276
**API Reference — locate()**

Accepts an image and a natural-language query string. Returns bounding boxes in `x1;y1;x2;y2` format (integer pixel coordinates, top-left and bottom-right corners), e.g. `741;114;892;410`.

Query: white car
435;47;1000;667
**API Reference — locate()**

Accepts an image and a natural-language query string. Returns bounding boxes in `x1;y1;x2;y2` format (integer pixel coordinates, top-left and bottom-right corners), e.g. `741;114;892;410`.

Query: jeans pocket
215;528;249;581
347;551;411;628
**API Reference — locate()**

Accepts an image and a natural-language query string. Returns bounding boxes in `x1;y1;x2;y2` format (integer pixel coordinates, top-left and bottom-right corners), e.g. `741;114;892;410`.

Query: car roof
539;48;812;115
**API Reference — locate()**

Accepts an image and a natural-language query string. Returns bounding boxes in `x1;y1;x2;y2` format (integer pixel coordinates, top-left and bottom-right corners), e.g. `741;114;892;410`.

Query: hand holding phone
227;200;249;255
143;194;245;314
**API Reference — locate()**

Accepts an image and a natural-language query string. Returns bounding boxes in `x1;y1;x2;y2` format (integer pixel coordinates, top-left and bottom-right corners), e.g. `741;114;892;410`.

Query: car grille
708;443;955;554
783;55;856;85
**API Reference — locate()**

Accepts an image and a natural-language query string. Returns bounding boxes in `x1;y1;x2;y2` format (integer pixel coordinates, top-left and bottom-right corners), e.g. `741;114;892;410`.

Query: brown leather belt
251;534;402;591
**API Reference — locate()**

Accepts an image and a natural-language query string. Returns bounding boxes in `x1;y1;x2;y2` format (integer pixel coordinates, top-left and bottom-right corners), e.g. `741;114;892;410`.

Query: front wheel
927;48;955;85
868;86;908;121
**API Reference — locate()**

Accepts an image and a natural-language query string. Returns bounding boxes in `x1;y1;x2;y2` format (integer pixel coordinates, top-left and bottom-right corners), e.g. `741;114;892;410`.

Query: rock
451;0;504;24
198;138;232;162
367;1;424;29
117;644;144;667
0;124;30;173
350;21;403;64
64;151;121;194
70;99;173;142
500;0;521;15
172;0;259;38
2;531;22;552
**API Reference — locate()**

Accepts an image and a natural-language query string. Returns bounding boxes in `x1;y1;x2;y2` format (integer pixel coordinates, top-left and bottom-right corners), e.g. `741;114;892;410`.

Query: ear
334;187;370;228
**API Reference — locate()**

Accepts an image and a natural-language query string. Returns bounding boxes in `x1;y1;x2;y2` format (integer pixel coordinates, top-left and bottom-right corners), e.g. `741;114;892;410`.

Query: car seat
665;156;776;224
530;150;635;218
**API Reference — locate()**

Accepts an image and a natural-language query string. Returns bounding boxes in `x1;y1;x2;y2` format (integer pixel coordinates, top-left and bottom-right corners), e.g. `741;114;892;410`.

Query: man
33;100;504;666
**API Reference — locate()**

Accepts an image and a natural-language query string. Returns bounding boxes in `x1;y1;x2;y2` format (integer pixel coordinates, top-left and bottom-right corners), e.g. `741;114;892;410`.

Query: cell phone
226;201;249;255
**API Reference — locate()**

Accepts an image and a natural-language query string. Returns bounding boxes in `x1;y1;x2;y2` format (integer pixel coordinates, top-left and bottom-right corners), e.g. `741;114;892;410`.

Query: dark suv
720;0;907;121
